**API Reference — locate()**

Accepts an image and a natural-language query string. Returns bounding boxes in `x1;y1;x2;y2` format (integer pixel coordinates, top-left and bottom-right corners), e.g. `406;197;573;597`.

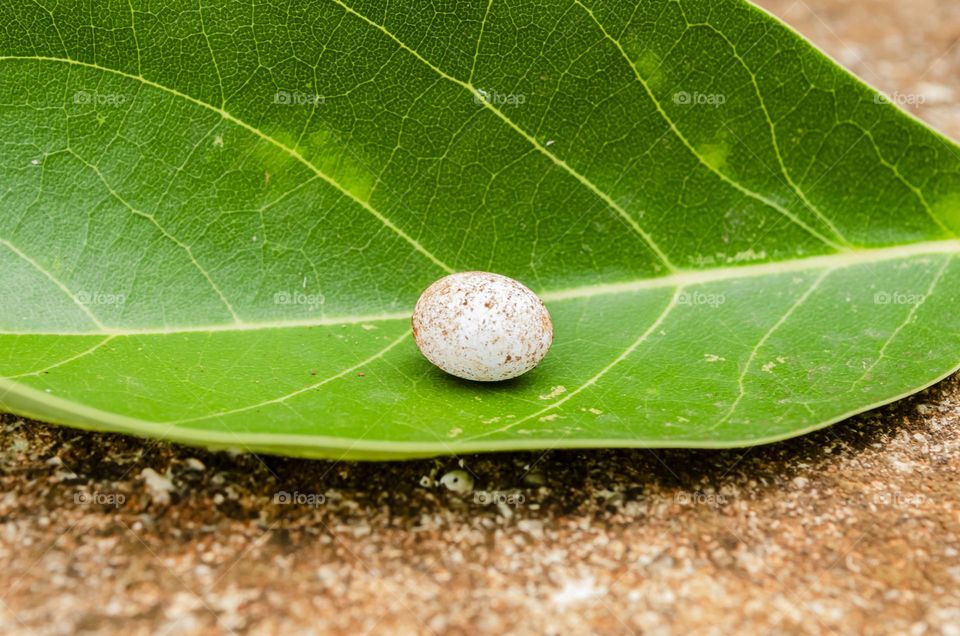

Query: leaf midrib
3;238;958;337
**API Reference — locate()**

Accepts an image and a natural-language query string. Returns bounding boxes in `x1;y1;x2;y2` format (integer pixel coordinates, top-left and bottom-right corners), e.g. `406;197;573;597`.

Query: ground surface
2;1;960;634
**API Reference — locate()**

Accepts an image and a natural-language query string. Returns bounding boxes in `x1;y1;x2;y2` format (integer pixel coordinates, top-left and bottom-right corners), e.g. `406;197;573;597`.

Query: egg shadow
424;362;540;394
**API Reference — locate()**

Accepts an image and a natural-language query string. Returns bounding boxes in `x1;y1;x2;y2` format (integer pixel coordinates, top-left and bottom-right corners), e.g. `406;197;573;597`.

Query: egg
411;271;553;382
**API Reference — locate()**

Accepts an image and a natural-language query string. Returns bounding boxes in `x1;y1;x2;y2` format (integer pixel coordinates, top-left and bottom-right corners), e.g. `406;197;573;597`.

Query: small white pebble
439;470;474;494
411;271;553;381
183;458;206;471
139;468;175;506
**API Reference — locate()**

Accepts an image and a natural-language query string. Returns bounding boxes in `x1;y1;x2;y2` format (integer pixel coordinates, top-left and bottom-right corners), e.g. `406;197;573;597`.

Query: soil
2;1;960;634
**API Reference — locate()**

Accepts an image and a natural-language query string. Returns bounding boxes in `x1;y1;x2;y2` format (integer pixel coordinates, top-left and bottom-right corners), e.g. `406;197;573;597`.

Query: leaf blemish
539;385;567;400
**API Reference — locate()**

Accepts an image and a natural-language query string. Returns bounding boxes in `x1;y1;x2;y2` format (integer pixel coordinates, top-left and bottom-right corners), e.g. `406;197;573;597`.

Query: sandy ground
2;1;960;634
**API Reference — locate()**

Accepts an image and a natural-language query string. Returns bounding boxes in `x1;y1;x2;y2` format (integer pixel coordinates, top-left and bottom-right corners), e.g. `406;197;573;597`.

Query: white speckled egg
412;271;553;382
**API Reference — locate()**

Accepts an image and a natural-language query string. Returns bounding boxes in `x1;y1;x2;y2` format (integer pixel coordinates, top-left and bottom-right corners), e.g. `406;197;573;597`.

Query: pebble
439;470;474;494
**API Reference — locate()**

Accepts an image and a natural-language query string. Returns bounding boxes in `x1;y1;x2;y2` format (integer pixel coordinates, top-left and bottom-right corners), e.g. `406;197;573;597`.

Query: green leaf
1;0;959;459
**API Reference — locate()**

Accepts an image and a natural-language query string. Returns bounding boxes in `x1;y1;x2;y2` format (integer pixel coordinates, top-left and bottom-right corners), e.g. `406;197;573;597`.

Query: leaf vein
64;149;242;323
573;0;850;251
712;267;833;429
329;0;678;273
850;255;953;390
8;336;116;379
0;55;456;276
465;287;683;440
163;330;411;425
0;239;956;336
0;238;106;330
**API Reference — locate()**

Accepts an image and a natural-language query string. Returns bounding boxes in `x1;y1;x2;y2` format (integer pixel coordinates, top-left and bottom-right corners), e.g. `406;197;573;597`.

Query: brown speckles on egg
410;272;554;382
